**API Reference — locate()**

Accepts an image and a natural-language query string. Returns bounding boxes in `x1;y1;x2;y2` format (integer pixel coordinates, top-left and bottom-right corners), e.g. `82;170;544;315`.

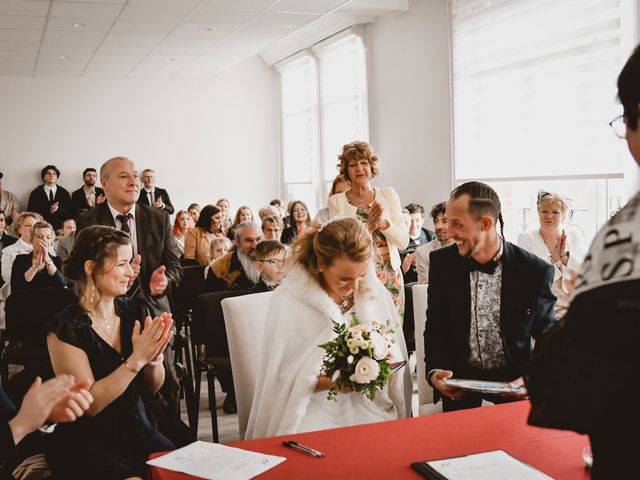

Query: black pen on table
282;440;325;458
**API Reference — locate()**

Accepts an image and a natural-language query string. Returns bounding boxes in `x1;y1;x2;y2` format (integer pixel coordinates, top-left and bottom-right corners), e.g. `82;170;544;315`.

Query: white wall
0;56;280;218
367;0;452;217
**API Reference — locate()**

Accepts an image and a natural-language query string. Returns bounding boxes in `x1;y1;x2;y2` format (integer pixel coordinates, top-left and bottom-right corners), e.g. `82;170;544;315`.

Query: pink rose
348;324;372;334
353;357;380;384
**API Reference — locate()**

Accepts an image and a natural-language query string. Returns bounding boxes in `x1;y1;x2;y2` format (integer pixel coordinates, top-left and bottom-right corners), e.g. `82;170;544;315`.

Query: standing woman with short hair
46;225;174;479
328;141;409;317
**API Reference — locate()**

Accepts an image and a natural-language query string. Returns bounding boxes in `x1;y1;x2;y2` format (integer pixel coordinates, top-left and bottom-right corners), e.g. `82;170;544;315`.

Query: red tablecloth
149;400;590;480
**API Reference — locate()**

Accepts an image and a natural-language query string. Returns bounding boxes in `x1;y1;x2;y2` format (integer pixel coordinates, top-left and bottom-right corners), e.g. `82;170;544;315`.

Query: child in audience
204;237;233;280
250;240;286;293
210;236;232;262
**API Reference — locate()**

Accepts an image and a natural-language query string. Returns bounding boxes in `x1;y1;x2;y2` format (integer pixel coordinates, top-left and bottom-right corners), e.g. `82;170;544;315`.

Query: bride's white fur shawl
245;262;412;440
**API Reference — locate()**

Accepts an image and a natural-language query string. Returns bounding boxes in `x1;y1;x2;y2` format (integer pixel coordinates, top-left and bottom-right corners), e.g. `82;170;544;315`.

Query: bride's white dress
246;264;411;440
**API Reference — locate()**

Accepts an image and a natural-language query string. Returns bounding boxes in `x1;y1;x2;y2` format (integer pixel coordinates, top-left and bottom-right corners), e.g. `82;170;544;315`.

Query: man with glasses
527;44;640;478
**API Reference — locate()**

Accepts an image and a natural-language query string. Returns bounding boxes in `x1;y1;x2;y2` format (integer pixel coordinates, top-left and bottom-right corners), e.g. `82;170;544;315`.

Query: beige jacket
183;227;213;265
328;187;409;271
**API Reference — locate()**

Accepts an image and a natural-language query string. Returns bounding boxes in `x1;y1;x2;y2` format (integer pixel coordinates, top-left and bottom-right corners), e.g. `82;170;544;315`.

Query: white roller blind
451;0;636;180
314;32;369;183
277;54;320;186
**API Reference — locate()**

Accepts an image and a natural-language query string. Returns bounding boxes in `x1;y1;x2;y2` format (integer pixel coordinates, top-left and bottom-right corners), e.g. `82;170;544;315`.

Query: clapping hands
130;313;173;369
9;375;93;445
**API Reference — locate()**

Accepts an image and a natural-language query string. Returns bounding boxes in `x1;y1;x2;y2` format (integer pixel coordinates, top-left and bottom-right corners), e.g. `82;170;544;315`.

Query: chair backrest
412;284;434;409
5;288;77;348
222;291;273;440
191;290;247;355
171;265;205;314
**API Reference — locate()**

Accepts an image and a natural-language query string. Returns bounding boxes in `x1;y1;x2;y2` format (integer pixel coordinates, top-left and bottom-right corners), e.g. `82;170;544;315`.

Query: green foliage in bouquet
319;315;395;401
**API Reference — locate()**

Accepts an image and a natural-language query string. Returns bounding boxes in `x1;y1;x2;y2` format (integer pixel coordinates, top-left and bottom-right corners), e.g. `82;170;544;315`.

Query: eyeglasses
259;258;285;266
609;115;626;139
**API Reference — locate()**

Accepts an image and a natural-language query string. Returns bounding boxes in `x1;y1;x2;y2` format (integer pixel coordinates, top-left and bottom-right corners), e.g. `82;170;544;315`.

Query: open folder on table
411;450;552;480
147;441;286;480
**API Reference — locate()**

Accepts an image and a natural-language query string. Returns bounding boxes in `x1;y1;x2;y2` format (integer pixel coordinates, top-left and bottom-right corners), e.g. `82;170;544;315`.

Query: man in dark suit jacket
137;168;174;215
70;167;105;217
425;182;556;412
76;159;181;314
76;156;186;442
27;165;72;231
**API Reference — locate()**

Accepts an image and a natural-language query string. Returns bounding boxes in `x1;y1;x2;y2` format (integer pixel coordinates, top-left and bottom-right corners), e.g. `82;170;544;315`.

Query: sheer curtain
277;29;369;214
450;0;637;240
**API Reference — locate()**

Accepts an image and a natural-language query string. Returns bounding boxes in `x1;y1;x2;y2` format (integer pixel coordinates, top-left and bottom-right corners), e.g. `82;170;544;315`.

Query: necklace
88;310;116;345
338;293;355;314
540;231;560;249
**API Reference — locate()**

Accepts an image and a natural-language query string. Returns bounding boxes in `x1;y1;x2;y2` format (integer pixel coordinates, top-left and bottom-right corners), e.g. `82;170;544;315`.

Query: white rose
347;355;354;364
370;331;389;360
353;357;380;384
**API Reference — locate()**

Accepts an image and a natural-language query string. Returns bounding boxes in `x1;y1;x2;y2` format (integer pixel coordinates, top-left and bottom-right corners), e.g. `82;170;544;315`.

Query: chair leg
205;365;219;443
193;359;204;434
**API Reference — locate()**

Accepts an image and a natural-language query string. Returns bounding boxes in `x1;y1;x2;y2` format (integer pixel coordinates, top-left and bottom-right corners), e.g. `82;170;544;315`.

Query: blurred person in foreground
526;43;640;479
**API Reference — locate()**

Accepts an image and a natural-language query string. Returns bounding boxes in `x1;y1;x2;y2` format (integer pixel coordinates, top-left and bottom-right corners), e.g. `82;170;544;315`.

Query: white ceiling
0;0;408;78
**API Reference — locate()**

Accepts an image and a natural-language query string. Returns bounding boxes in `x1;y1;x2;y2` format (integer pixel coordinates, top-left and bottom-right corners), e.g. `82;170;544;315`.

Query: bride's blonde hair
292;217;372;281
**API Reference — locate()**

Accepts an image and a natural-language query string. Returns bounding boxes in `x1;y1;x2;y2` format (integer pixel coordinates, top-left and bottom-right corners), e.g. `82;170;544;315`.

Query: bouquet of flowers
319;315;398;401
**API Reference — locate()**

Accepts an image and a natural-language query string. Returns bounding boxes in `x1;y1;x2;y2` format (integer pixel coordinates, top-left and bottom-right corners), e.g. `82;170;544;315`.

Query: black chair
190;290;248;441
0;288;76;388
403;282;417;353
180;257;202;267
169;265;205;433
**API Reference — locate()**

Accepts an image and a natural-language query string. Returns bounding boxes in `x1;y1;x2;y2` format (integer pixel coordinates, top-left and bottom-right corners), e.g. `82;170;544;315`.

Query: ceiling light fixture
166;58;176;62
72;23;86;28
198;27;213;32
59;55;72;60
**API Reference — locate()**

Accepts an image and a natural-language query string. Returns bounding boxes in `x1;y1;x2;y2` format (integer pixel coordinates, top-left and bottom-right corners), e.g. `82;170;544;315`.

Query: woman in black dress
46;225;174;479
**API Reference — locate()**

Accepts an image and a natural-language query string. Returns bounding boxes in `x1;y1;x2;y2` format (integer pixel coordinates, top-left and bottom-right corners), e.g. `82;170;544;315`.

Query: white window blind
277;30;370;213
277;53;320;214
451;0;636;181
314;32;369;192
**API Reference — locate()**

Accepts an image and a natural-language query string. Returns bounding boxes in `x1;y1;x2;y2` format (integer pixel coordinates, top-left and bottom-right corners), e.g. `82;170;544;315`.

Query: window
451;0;636;242
277;54;320;215
315;33;369;201
277;29;369;216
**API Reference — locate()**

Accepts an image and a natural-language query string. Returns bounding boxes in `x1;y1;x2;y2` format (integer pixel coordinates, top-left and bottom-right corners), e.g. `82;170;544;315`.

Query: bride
246;217;411;439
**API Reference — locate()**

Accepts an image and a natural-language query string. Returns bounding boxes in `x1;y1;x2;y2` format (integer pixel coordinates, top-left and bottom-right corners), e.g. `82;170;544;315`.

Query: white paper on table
426;450;553;480
146;441;286;480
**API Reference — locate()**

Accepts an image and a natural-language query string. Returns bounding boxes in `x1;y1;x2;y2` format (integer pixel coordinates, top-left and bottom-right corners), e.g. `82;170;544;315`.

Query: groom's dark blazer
76;202;182;313
425;241;557;392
